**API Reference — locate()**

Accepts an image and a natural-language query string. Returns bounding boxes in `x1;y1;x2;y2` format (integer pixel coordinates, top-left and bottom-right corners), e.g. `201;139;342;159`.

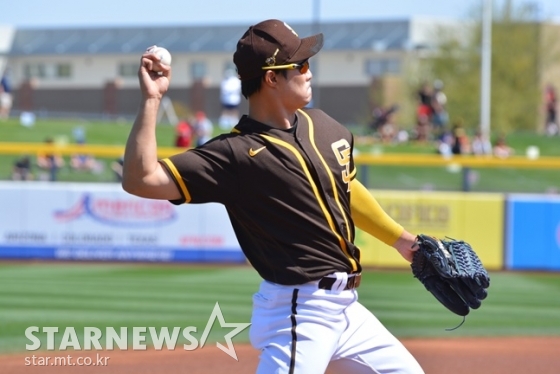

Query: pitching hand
138;50;171;100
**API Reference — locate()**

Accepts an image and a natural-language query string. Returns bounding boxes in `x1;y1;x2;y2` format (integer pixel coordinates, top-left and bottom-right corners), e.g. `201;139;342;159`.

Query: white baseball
146;45;172;72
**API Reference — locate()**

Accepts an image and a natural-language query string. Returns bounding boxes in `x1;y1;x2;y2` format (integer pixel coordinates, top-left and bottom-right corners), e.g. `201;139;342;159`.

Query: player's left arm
350;179;417;262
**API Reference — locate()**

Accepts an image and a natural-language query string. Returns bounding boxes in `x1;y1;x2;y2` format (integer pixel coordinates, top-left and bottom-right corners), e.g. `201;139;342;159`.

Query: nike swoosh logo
249;146;266;157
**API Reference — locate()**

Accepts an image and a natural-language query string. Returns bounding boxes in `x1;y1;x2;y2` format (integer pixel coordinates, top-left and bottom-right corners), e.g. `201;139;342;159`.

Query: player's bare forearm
122;98;160;189
122;99;181;200
392;230;418;263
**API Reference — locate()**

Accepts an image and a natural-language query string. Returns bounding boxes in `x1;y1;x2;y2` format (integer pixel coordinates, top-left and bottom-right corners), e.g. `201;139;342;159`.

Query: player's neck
248;97;297;130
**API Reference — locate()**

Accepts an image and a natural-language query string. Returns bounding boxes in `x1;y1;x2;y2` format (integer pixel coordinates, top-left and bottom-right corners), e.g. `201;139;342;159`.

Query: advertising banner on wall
506;194;560;271
355;190;504;270
0;182;244;263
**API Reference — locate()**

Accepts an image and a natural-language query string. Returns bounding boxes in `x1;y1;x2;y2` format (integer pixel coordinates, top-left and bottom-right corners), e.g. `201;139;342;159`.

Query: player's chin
301;97;312;108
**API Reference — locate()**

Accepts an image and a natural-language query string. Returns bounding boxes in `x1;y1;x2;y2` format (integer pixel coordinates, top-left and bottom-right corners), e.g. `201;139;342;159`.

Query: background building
0;18;457;125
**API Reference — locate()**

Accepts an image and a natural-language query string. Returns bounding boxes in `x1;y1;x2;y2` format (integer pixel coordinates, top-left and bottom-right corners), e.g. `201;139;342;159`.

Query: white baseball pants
249;274;424;374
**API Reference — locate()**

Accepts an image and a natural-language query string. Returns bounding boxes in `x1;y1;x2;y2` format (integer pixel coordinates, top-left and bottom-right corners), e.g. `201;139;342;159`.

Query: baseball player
122;19;424;374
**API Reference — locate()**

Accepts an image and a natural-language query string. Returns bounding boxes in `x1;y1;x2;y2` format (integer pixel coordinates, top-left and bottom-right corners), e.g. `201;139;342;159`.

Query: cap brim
289;33;324;63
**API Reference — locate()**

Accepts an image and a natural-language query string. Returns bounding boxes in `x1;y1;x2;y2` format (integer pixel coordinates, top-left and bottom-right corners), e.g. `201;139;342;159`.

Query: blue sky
1;0;560;28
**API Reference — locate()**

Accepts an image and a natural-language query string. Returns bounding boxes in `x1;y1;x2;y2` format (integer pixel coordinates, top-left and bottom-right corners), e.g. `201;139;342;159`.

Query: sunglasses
262;60;310;74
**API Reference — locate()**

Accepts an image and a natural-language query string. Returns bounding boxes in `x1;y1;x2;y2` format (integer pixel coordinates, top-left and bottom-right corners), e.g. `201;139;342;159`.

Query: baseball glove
411;234;490;317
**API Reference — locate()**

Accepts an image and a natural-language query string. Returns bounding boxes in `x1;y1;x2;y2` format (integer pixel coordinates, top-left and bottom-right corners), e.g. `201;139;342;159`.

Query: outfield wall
506;194;560;271
1;182;559;271
355;191;504;270
0;182;244;263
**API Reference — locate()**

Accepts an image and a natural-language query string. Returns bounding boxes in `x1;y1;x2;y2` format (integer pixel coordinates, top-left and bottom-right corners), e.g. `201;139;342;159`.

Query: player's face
277;61;313;110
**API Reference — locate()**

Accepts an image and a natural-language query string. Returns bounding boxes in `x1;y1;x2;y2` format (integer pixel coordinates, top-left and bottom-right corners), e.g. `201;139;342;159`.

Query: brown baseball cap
234;19;324;81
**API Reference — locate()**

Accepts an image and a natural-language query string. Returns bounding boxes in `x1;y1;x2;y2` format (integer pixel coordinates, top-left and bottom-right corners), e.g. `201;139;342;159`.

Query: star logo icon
198;302;251;361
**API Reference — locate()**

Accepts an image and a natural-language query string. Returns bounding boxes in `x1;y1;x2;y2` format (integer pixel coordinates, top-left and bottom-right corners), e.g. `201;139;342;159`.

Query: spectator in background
414;111;432;142
37;137;65;181
370;104;398;134
0;71;13;120
111;156;124;182
174;118;193;148
12;155;34;181
193;111;213;147
417;81;433;112
431;79;449;133
415;81;433;141
493;135;514;159
471;129;492;156
70;143;102;173
545;84;559;136
72;125;86;144
378;109;398;143
218;68;242;130
436;126;454;157
451;120;471;155
69;129;103;173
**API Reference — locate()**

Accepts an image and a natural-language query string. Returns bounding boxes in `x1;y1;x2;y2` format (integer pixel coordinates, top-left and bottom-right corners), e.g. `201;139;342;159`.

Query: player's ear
263;70;278;87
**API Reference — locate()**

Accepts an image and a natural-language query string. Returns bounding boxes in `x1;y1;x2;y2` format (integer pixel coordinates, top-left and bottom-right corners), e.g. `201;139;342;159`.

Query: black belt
318;273;362;290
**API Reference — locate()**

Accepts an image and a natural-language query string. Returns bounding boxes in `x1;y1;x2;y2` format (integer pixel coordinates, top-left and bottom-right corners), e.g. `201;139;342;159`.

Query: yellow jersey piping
298;109;354;242
160;158;192;203
259;133;358;272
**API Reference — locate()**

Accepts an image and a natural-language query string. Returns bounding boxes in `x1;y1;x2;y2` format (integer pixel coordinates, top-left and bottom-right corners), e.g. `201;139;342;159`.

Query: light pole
312;0;321;109
480;0;492;138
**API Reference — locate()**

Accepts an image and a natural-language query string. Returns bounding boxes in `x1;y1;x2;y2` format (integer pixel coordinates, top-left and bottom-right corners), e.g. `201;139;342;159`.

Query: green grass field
1;117;560;192
1;263;559;354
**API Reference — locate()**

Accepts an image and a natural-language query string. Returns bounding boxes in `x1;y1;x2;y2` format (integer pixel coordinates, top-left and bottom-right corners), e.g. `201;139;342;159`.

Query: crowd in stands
11;77;560;183
12;133;105;182
368;79;522;159
10;109;219;183
4;59;240;183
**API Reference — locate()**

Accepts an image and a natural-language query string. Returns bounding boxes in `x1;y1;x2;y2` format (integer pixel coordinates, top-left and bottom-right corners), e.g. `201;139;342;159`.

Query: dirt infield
3;336;559;374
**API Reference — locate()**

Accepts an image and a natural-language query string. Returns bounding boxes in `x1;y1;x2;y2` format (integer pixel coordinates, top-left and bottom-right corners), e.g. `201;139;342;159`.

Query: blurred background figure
36;137;65;181
417;81;433;118
174;118;193;148
493;135;515;159
111;155;124;182
451;120;471;155
69;127;103;173
370;104;399;141
544;84;559;136
218;68;241;130
471;129;492;156
436;126;454;156
69;144;102;173
431;79;449;133
414;112;432;142
0;70;13;120
415;81;433;141
378;106;399;143
193;111;213;147
11;155;33;181
72;125;86;144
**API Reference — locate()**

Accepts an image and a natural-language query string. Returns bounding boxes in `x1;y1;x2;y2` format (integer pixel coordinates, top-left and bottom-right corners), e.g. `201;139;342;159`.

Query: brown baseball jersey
160;108;361;285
